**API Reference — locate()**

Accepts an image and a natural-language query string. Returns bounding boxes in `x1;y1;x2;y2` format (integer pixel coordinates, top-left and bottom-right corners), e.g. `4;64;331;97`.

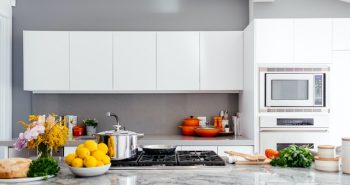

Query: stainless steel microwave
259;67;330;112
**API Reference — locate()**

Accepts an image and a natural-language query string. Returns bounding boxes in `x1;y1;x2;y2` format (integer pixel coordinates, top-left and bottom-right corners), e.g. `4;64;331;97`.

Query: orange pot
194;127;221;137
183;116;200;126
178;126;197;136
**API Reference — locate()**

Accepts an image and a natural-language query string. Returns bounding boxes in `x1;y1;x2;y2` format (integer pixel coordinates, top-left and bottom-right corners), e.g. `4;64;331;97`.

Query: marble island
19;164;350;185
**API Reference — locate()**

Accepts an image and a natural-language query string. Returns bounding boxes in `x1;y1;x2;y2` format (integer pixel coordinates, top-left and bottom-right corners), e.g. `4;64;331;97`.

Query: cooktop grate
177;151;226;166
110;150;225;167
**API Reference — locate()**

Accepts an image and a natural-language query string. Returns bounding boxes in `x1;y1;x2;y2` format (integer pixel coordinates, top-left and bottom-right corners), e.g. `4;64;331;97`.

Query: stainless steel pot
97;112;144;160
97;125;144;160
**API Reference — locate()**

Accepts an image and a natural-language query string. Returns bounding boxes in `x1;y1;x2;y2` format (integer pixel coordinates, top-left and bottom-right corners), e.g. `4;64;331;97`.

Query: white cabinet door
294;19;332;63
200;31;243;90
180;146;217;153
23;31;69;90
333;18;350;51
157;32;200;90
70;32;113;90
113;32;156;90
217;146;254;157
255;19;294;63
330;51;350;146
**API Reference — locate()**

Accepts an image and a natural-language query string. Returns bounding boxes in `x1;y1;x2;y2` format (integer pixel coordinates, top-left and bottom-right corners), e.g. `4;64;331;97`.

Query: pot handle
137;133;144;138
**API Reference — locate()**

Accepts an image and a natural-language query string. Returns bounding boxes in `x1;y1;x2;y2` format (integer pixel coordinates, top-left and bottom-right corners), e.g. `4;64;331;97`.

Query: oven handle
260;128;328;132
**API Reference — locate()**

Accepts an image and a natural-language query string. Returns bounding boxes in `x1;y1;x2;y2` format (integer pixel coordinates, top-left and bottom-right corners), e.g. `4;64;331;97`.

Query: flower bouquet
15;114;68;157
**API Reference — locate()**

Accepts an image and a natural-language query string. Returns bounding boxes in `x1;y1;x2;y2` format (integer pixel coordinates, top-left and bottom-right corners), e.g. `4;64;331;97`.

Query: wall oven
259;67;330;112
259;114;330;153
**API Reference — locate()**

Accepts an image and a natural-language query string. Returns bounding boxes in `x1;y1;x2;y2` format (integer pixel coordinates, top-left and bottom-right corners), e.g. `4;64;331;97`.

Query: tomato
265;149;279;159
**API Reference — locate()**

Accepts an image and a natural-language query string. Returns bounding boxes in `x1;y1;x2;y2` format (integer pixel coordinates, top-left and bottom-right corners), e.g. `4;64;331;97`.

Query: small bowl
314;156;339;172
318;145;335;159
194;127;221;137
68;164;111;177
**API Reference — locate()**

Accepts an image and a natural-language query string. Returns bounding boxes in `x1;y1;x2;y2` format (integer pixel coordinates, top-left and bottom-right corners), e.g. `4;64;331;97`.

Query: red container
73;125;85;137
178;126;198;136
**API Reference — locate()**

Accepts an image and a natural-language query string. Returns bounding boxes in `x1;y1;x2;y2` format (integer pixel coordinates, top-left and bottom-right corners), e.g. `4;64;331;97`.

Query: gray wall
254;0;350;18
32;94;238;134
12;0;248;136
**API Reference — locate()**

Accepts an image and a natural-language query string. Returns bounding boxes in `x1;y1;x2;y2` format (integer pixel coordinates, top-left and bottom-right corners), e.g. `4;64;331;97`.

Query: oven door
265;73;315;107
259;130;329;153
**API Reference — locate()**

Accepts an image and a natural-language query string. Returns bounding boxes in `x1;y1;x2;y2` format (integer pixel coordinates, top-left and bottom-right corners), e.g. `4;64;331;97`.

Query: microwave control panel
314;74;324;106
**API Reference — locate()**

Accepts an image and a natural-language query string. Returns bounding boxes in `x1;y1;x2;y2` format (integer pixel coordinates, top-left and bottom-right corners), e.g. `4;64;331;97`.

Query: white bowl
314;156;339;172
68;164;111;177
318;145;335;159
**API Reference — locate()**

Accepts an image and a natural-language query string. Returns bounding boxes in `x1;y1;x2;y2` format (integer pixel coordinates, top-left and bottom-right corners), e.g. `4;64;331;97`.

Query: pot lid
184;116;200;121
98;129;142;136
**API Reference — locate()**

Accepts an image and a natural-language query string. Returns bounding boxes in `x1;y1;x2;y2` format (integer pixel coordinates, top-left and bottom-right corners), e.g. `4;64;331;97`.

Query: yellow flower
28;115;39;122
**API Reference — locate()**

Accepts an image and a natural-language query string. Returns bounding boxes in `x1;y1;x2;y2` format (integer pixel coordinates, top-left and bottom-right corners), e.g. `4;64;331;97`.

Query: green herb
27;157;60;177
270;145;314;168
83;118;98;127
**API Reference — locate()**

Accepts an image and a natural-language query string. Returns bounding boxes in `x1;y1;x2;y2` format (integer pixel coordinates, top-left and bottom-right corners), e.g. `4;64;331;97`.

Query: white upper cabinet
294;19;332;63
157;32;200;90
255;19;294;63
113;32;156;90
200;31;243;90
333;18;350;51
23;31;70;90
70;32;113;90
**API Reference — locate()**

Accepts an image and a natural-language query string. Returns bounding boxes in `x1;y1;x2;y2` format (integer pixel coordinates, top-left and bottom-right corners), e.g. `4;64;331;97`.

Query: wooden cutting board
234;158;272;165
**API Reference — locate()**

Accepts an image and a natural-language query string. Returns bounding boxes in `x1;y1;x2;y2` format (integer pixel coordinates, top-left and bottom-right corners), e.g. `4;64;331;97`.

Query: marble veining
3;164;350;185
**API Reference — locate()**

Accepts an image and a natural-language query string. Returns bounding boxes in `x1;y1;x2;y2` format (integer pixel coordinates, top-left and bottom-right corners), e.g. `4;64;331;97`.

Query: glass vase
37;143;52;159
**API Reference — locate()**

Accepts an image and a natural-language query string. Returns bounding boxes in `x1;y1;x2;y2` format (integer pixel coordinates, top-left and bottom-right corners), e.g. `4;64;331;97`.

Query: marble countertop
15;163;350;185
0;135;253;147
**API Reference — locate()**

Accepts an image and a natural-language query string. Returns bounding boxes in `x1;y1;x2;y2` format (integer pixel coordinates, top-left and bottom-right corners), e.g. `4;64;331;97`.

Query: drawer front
217;146;254;157
180;146;218;153
260;131;329;154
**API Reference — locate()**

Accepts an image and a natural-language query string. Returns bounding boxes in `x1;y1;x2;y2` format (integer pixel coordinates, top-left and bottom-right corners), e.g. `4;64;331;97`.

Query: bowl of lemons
65;140;111;177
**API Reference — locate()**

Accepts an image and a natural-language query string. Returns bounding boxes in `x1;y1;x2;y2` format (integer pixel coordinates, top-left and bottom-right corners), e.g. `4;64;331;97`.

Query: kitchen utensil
234;158;271;165
178;126;197;136
318;145;335;159
314;156;339;172
342;137;350;174
68;164;111;177
141;145;177;155
224;151;266;161
97;112;144;160
194;127;221;137
182;116;200;126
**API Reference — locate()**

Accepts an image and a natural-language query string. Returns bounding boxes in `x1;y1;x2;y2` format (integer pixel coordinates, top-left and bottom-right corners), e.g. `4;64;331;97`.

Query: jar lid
318;145;335;149
342;137;350;141
314;156;340;161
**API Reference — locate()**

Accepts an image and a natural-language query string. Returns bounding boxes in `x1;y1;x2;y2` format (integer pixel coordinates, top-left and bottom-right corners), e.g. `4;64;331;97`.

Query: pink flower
14;133;27;151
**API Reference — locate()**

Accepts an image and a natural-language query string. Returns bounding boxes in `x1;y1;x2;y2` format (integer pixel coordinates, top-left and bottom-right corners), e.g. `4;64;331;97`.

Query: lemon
64;153;76;165
84;156;97;168
84;140;98;152
92;150;105;161
101;155;111;165
71;158;83;168
97;143;108;154
96;160;104;167
76;147;90;159
77;144;84;149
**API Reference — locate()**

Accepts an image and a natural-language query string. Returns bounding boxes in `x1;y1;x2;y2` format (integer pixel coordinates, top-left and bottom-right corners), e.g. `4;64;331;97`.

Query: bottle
342;137;350;174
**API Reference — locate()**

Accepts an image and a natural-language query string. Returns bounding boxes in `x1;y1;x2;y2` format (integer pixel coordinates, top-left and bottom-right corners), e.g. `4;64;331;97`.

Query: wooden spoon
224;151;266;161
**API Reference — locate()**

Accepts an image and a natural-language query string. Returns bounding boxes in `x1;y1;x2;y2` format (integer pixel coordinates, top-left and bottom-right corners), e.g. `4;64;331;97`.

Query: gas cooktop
110;150;227;170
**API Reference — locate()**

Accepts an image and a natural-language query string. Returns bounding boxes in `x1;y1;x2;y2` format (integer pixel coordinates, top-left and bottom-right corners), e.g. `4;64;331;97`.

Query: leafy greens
270;145;314;168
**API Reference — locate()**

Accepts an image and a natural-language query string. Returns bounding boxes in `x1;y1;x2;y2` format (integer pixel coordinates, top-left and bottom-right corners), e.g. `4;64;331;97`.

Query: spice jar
342;137;350;174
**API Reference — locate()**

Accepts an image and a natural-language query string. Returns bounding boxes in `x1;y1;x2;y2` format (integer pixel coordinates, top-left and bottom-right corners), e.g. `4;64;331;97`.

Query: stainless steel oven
259;114;330;153
259;67;330;112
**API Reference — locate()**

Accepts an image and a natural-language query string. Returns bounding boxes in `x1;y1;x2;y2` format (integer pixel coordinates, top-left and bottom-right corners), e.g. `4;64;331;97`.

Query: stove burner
177;151;226;166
